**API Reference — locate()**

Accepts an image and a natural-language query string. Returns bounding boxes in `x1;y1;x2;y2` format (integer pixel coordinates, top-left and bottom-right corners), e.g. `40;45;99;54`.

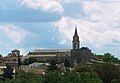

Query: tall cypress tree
18;54;21;69
64;58;70;67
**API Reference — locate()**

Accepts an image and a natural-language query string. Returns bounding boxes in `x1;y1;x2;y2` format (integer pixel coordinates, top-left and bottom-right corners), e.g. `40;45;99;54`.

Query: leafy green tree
111;79;118;83
3;69;103;83
64;58;70;67
111;79;120;83
44;71;103;83
93;54;103;60
93;62;120;83
94;53;120;64
23;57;37;65
47;60;58;71
5;72;44;83
23;59;29;65
0;80;3;83
44;71;61;83
2;66;13;80
28;57;37;64
74;64;92;72
103;53;113;62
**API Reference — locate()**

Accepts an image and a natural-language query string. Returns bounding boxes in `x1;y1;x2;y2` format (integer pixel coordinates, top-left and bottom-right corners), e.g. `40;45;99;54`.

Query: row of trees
47;59;120;83
1;62;120;83
75;63;120;83
1;71;103;83
23;57;50;65
2;62;120;83
94;53;120;64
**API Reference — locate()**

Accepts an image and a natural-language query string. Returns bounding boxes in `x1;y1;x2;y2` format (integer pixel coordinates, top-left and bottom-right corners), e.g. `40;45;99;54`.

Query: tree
64;58;70;67
23;59;29;65
111;79;118;83
0;54;3;63
18;55;21;69
44;71;103;83
2;68;103;83
0;54;2;58
23;57;37;65
94;53;120;64
4;72;44;83
103;53;113;62
44;71;61;83
28;57;37;64
74;64;92;72
47;60;58;71
93;62;120;83
2;66;13;80
110;79;120;83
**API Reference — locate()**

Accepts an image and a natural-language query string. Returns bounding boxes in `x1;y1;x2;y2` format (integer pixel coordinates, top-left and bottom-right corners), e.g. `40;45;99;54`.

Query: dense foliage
47;59;58;71
23;57;48;65
44;71;103;83
1;71;103;83
64;58;70;67
94;53;120;64
1;62;120;83
3;66;13;80
93;63;120;83
23;57;38;65
4;72;44;83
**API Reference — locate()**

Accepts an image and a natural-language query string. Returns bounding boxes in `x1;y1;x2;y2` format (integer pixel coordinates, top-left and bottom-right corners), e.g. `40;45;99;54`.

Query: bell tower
71;26;92;67
72;27;80;49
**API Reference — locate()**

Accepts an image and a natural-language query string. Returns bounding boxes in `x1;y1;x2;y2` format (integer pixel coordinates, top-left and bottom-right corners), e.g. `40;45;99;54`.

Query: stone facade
25;49;71;63
71;47;93;67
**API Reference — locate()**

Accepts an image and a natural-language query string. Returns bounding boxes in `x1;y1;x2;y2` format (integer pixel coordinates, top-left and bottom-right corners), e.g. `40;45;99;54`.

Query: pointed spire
74;26;78;36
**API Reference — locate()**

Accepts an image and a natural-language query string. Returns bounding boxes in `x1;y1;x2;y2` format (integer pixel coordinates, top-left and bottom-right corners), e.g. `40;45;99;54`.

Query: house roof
12;49;20;52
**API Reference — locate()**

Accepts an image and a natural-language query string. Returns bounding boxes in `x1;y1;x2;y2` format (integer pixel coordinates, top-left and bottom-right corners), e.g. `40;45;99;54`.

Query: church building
71;27;93;67
24;27;93;68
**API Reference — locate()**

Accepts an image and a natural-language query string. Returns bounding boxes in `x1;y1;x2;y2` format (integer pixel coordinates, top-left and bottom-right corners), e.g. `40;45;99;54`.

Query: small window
12;59;16;61
74;43;77;49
